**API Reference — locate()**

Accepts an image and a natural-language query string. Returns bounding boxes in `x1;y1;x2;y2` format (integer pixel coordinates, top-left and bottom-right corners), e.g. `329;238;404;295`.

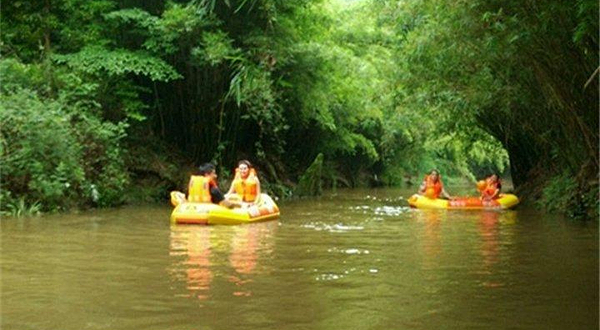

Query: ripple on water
373;206;411;216
364;195;406;204
316;273;345;281
2;190;598;330
327;247;370;255
315;267;380;281
301;222;365;232
347;204;411;217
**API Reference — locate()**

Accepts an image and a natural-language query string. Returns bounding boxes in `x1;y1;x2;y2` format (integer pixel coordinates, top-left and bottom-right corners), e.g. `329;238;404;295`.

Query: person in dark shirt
197;163;239;208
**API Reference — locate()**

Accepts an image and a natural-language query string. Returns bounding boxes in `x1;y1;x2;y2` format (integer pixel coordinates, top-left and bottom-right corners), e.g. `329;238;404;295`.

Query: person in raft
188;163;239;208
418;169;452;199
225;160;261;205
477;173;502;201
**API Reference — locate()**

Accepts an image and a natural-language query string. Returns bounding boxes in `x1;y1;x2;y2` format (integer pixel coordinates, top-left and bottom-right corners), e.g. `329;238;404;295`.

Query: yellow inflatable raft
170;191;280;225
407;194;519;210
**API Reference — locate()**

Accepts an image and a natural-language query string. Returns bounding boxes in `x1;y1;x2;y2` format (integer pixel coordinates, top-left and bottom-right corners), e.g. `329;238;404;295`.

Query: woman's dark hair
238;160;252;168
488;173;502;189
198;163;215;175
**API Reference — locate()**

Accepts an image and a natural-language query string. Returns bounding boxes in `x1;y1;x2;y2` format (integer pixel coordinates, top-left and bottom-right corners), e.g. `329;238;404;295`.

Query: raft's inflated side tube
407;194;519;210
170;192;280;225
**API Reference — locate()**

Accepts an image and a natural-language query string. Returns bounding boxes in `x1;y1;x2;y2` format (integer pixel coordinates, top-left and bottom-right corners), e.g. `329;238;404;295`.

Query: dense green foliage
375;0;598;218
296;153;324;197
0;59;130;212
1;0;597;218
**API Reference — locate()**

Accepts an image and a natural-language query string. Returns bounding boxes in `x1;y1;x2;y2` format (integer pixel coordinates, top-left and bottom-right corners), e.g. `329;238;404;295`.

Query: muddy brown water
2;188;598;329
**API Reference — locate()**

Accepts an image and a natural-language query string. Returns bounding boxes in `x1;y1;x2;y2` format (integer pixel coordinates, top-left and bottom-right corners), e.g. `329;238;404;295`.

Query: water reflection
478;211;501;268
477;211;516;288
168;222;277;301
169;225;213;300
413;209;517;279
413;210;443;269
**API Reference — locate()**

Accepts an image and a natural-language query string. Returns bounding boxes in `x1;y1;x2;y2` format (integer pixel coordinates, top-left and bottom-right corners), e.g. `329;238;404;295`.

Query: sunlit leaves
53;46;182;81
193;31;240;66
104;8;158;28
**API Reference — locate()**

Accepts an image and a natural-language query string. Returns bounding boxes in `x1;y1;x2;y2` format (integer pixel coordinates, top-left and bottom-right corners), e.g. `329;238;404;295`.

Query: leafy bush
4;199;42;217
537;172;599;220
295;153;324;197
0;59;130;213
1;90;85;210
580;183;599;220
538;173;578;215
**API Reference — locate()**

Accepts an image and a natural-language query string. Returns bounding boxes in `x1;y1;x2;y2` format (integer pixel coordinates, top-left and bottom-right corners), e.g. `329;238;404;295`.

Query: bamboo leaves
52;47;182;82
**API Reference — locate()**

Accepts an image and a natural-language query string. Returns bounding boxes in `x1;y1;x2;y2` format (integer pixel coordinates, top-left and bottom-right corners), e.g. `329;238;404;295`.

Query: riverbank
5;155;597;221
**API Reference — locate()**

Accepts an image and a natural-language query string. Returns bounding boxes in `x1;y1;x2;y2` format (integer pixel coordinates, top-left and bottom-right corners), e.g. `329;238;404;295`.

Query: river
2;188;598;329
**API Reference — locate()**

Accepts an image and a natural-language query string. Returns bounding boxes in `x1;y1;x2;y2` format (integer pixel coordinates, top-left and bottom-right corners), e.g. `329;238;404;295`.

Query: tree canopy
1;0;597;218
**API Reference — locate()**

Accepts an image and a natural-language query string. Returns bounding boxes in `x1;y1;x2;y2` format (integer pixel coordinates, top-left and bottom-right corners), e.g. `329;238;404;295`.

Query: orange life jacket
424;174;443;199
188;175;214;203
232;168;258;202
476;180;487;192
481;178;501;199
